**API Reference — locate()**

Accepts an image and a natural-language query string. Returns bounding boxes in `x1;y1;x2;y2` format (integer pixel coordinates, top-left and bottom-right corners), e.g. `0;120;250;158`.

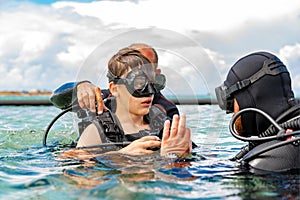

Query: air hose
43;106;73;146
229;107;300;161
229;108;300;143
259;117;300;137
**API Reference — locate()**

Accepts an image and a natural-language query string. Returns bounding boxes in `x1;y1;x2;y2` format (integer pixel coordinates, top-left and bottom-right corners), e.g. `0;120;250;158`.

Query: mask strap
106;70;126;84
226;58;288;97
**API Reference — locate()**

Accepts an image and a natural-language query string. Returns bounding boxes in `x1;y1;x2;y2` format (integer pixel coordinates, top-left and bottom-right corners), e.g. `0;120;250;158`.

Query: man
215;51;298;136
76;43;179;118
215;51;299;172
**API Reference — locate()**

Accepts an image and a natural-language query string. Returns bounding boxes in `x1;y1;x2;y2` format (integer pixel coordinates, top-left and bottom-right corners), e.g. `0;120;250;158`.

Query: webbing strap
226;58;288;96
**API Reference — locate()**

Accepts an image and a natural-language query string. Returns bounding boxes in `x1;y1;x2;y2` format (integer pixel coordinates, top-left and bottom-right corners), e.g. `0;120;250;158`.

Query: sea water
0;100;299;199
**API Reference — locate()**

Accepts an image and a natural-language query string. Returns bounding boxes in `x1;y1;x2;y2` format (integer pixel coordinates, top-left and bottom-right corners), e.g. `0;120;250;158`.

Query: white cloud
0;0;299;95
0;1;110;90
53;0;300;32
0;66;23;90
203;48;226;75
279;43;300;68
278;43;300;96
294;75;300;92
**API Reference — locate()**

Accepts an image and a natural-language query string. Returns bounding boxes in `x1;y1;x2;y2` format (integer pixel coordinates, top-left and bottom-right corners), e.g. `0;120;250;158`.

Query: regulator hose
229;108;297;143
259;117;300;137
43;106;73;146
230;108;300;161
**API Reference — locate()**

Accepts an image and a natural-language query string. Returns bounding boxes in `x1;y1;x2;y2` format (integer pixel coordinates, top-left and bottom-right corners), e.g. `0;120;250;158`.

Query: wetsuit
216;51;300;172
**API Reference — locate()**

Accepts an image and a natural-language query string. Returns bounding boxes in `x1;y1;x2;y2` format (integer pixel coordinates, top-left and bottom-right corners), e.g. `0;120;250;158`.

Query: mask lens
133;76;147;91
225;98;234;114
125;69;155;98
154;74;166;91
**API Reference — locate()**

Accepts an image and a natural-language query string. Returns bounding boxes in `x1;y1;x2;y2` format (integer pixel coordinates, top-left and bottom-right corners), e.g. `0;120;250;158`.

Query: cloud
53;0;300;32
0;1;109;90
0;0;300;96
278;43;300;96
279;43;300;71
294;75;300;92
74;28;221;97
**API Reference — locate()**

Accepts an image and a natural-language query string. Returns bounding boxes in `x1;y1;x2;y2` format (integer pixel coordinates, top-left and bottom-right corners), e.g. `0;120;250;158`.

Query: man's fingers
80;90;95;112
77;85;95;111
95;87;104;114
76;83;106;114
77;93;86;110
87;92;96;112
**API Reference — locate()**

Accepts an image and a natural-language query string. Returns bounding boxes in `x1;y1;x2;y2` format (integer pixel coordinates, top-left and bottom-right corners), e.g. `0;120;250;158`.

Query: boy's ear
109;82;118;96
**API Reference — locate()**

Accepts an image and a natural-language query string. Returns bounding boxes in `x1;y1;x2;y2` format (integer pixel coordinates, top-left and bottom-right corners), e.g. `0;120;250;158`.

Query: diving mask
215;58;288;114
215;84;234;113
107;68;156;98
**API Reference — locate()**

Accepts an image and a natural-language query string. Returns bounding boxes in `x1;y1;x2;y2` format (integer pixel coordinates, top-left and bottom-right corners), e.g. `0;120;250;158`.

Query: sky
0;0;300;98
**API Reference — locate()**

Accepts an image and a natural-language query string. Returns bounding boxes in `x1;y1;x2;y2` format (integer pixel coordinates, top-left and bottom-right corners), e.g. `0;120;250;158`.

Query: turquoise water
0;98;299;199
0;95;51;100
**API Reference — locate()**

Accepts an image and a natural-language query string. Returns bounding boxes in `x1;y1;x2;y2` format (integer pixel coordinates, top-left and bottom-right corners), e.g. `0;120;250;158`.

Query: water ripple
0;105;299;199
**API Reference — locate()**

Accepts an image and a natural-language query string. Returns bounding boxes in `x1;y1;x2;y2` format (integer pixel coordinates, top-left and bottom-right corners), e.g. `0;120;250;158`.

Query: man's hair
128;43;158;68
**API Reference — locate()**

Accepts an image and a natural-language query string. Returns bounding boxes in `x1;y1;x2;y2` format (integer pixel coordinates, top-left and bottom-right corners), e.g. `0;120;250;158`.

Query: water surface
0;102;299;199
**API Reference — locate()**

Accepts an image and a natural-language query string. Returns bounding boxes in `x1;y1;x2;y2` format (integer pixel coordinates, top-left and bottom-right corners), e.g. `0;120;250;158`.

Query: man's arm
153;92;179;119
50;81;110;112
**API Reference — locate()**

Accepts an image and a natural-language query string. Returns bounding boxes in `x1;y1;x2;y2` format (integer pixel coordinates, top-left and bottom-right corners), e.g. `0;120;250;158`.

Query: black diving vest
235;105;300;173
89;104;169;144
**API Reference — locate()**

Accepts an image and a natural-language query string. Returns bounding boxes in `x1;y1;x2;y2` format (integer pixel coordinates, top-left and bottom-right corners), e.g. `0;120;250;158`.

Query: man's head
129;43;166;91
215;51;296;136
128;43;160;74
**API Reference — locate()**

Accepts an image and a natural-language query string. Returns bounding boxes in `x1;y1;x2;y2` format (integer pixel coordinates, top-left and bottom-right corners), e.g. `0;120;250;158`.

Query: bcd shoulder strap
147;105;170;139
92;109;125;143
91;104;169;143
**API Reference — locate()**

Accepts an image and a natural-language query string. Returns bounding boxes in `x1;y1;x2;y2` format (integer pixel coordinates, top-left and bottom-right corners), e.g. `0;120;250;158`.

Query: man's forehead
140;49;155;62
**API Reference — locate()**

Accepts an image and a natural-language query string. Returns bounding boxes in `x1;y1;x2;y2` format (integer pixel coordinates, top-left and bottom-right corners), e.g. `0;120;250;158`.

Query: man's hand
160;114;192;158
77;82;106;114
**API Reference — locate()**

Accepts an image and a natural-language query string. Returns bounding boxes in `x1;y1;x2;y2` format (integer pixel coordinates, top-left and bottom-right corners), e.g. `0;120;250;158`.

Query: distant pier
0;98;218;106
0;99;53;106
1;98;298;106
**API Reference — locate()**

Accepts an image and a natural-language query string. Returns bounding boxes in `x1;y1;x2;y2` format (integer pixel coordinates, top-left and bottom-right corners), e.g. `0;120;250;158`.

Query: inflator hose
229;108;300;143
259;117;300;137
43;106;73;146
230;108;300;161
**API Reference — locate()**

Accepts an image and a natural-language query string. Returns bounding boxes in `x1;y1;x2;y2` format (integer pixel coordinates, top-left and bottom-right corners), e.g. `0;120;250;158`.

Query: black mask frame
215;58;288;113
107;68;156;98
